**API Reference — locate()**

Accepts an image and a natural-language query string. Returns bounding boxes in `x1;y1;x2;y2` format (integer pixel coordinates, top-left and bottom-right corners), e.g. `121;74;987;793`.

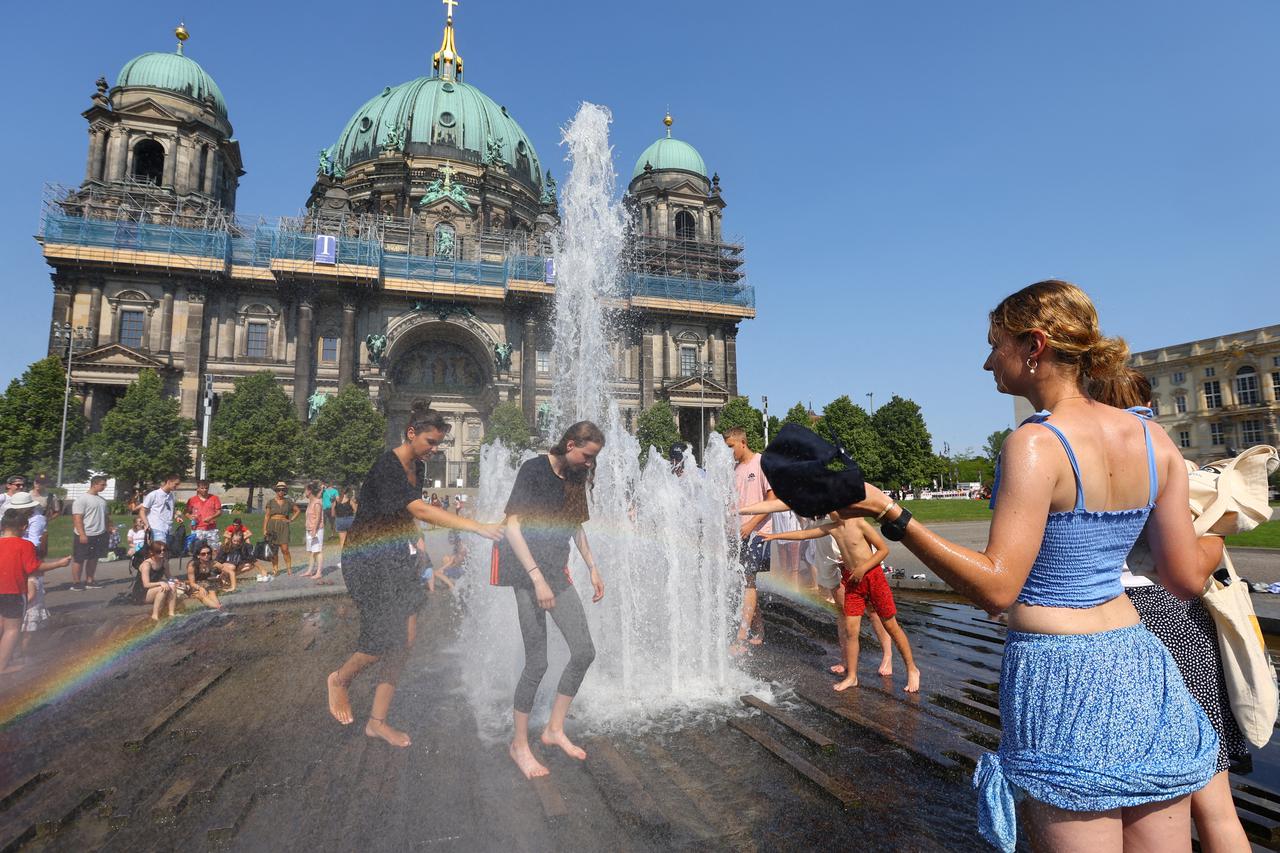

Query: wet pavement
4;559;1280;851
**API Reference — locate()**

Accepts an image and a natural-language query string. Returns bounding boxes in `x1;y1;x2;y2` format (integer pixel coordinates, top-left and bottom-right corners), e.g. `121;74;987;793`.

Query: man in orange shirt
185;480;223;552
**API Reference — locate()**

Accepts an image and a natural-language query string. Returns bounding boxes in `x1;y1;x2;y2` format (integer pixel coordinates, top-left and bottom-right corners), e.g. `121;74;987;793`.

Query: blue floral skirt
974;623;1218;852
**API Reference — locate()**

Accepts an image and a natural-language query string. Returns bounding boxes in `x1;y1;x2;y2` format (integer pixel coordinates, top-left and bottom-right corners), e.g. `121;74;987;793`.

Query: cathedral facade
39;14;754;486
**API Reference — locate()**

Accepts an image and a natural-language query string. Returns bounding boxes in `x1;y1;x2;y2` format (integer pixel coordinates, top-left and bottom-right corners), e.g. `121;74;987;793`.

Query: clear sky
1;0;1276;454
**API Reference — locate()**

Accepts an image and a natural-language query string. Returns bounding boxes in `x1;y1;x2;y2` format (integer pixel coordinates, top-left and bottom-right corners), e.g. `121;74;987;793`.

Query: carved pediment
75;343;167;370
115;97;181;122
665;374;728;395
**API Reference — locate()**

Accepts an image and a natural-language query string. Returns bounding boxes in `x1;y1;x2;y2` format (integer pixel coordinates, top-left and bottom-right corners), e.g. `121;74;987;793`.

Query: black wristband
880;507;913;542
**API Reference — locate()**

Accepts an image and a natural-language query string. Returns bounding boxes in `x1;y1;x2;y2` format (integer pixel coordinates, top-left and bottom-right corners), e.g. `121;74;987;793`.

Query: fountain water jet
455;103;763;735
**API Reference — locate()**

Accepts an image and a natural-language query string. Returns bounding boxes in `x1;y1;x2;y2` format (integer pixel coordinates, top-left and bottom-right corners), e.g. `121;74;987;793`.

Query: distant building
1132;324;1280;460
1011;324;1280;460
38;14;755;487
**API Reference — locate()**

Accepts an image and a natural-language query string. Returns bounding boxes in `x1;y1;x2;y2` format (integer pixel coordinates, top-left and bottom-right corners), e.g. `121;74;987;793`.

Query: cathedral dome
632;137;706;180
329;77;543;189
114;51;228;118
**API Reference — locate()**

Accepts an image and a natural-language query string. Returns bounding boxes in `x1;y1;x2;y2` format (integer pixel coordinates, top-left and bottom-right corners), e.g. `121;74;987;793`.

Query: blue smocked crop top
990;407;1157;608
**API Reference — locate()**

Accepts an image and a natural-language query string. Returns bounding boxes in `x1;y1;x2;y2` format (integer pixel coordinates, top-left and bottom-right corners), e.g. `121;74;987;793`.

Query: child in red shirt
0;509;70;674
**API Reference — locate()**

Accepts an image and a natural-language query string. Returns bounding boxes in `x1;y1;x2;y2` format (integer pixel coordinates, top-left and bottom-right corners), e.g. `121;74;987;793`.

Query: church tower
77;23;243;216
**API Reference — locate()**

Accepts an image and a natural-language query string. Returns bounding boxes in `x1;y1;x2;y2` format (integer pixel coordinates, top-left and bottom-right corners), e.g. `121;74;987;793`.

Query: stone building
38;13;755;486
1012;324;1280;461
1131;324;1280;460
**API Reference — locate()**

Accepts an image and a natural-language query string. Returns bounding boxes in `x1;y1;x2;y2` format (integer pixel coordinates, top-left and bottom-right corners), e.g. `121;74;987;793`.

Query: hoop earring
1026;357;1038;375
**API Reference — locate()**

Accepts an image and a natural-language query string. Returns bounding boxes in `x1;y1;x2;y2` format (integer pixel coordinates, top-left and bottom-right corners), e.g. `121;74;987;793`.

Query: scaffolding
38;182;753;309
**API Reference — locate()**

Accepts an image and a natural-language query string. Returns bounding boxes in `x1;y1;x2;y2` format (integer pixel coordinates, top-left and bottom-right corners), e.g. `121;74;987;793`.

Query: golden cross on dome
442;0;458;19
440;161;455;188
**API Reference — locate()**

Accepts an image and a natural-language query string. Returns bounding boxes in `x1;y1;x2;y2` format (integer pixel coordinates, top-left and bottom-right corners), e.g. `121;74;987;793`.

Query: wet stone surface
0;591;996;852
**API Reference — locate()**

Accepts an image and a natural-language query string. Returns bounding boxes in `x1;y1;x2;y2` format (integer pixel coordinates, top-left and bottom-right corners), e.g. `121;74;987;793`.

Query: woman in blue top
840;281;1217;852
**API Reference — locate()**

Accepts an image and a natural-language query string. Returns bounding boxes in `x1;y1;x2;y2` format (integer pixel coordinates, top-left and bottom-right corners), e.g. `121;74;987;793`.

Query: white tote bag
1200;550;1278;749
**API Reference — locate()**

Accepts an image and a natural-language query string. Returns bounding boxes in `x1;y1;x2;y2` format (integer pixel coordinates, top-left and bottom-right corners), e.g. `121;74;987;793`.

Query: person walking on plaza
326;401;502;748
185;480;222;552
70;475;110;590
140;475;179;554
820;281;1216;852
321;481;339;535
725;427;774;654
332;487;355;569
495;420;606;779
301;482;326;581
0;507;70;675
263;482;298;576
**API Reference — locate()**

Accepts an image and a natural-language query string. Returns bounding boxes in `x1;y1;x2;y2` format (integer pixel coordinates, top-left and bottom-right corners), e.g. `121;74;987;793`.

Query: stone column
340;298;357;386
725;326;739;397
521;312;538;424
49;275;73;355
293;296;314;421
181;287;207;420
82;386;95;426
162;137;178;188
218;293;237;360
638;328;654;409
159;287;175;353
87;279;104;347
107;132;128;182
660;323;671;381
86;129;105;182
203;147;217;195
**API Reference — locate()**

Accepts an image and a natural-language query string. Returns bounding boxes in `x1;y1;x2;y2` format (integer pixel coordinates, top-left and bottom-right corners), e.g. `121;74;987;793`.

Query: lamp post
866;392;874;414
698;361;713;457
51;323;94;487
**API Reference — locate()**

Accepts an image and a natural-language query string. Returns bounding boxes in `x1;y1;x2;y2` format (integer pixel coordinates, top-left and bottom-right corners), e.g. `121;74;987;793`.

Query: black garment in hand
495;455;589;591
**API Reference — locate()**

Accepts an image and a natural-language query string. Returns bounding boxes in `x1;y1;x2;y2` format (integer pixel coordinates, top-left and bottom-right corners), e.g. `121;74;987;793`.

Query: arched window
434;223;456;259
132;140;165;184
1235;365;1260;406
674;210;696;241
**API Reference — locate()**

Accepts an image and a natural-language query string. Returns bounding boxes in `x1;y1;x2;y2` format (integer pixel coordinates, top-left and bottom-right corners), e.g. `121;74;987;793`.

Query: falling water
456;103;762;734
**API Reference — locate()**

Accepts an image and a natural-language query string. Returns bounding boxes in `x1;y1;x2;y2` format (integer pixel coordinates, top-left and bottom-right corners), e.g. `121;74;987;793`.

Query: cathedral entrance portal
381;321;497;489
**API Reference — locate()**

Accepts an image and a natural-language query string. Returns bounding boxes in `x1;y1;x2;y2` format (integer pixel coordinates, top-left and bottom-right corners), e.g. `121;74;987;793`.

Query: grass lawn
899;499;993;523
1227;519;1280;549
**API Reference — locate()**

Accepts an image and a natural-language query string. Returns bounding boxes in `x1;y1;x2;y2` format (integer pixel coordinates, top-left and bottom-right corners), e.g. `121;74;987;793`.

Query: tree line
0;358;385;501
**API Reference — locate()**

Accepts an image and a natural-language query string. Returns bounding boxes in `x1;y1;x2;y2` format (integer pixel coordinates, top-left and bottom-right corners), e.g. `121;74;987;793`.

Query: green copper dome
115;51;228;118
330;77;542;188
631;137;706;179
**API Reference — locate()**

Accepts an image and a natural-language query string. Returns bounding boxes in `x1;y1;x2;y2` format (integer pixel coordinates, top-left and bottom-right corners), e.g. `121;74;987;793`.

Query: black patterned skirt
1126;584;1250;773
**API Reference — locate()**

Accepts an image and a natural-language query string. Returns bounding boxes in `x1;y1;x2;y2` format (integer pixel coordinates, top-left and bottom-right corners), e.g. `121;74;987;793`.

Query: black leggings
513;584;595;714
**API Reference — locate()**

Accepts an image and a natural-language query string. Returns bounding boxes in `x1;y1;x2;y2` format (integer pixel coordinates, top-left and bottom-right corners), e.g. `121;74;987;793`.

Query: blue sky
1;0;1276;454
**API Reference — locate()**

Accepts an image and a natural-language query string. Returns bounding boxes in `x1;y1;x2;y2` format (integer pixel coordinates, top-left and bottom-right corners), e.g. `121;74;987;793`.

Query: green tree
984;428;1013;463
205;372;301;505
816;395;884;483
300;384;386;487
86;369;192;491
635;400;681;463
716;396;765;452
782;402;814;429
873;395;935;488
0;356;86;481
482;402;535;452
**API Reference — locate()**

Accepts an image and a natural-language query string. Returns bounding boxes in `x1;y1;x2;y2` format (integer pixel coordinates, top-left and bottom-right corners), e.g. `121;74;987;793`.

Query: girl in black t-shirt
326;402;503;748
497;421;606;779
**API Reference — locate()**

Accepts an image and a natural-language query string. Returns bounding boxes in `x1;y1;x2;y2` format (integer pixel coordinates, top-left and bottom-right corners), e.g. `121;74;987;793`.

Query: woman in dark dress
326;401;503;747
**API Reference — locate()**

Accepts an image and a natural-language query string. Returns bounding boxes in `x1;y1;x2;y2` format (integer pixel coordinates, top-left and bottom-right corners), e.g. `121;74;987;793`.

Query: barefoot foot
878;657;893;676
829;663;846;675
365;717;411;747
327;671;353;725
904;667;921;694
541;728;587;761
833;675;858;692
509;741;550;778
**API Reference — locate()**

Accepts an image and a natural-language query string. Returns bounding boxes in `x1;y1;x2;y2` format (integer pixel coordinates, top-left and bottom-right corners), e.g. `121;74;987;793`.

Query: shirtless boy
745;500;921;693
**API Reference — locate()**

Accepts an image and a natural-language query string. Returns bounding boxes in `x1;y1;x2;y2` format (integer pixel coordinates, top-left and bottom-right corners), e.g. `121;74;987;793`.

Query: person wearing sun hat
262;482;298;576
